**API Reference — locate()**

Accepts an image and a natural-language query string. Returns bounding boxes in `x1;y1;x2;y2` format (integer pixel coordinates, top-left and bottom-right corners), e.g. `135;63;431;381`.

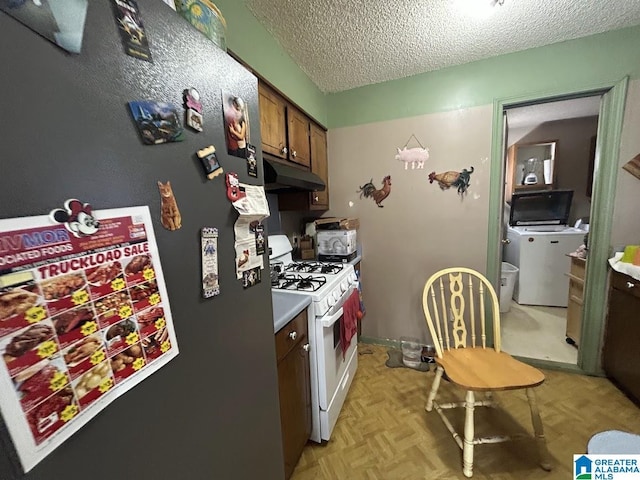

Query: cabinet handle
288;331;297;341
281;146;288;155
501;238;511;245
292;150;297;158
303;343;310;352
627;281;636;289
314;195;319;202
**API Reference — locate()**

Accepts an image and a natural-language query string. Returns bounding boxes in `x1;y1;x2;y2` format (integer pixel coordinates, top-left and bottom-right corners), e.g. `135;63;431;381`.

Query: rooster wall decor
428;167;474;195
357;175;391;207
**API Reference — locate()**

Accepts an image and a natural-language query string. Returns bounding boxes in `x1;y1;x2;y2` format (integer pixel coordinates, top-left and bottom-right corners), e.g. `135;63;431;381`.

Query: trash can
500;262;519;313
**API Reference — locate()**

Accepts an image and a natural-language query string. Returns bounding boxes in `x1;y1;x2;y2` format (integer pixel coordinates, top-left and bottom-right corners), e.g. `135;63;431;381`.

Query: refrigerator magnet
129;101;185;145
112;0;153;62
242;267;261;289
249;221;265;255
157;181;182;231
196;145;223;180
50;199;100;238
201;227;220;298
0;0;88;54
246;144;258;178
222;92;249;159
225;172;246;203
184;88;203;132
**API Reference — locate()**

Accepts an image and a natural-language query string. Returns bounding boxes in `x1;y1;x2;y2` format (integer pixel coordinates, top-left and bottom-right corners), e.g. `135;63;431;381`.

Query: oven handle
320;307;343;328
320;285;357;328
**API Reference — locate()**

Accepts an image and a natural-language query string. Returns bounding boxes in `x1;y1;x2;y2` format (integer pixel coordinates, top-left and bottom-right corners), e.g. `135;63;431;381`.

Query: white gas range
269;235;359;443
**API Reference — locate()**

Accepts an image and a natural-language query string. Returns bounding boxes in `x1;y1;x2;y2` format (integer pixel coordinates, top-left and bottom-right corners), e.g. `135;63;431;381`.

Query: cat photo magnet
157;181;182;231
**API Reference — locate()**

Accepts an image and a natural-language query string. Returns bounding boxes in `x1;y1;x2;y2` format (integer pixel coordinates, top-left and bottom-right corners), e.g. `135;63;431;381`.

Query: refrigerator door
0;1;283;478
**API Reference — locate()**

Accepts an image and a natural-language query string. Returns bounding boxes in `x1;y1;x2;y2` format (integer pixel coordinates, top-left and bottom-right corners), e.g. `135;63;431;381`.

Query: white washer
503;189;586;307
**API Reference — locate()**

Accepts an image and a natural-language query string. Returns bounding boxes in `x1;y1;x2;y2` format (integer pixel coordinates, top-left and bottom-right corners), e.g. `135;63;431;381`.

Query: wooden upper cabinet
310;124;329;210
287;105;311;168
258;82;287;158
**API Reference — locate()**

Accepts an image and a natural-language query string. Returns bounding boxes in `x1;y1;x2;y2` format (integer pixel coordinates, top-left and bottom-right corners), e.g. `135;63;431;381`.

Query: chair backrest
422;267;501;358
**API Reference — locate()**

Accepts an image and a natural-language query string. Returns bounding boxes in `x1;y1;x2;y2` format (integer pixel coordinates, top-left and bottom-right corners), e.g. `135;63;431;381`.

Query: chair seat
437;348;545;391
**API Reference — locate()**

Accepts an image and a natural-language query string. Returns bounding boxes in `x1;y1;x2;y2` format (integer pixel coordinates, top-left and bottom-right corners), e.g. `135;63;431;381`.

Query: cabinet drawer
569;278;584;303
570;257;586;280
611;271;640;300
275;309;308;362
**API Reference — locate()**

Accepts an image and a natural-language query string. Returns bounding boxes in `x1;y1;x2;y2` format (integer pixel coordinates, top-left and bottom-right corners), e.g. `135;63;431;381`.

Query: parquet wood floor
292;344;640;480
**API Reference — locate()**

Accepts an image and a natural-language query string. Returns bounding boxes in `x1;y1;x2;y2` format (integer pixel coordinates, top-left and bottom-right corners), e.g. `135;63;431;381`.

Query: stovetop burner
272;273;327;292
283;261;343;275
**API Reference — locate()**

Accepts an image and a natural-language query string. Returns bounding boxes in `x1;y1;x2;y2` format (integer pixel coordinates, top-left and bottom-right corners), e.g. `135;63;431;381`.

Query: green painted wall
213;0;327;126
327;25;640;128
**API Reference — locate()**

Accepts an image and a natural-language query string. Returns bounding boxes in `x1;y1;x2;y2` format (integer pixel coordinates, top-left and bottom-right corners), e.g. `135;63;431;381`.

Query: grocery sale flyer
0;206;179;472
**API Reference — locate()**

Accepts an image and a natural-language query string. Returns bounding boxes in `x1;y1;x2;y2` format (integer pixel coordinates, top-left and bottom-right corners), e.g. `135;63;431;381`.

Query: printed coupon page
230;185;269;280
0;206;178;473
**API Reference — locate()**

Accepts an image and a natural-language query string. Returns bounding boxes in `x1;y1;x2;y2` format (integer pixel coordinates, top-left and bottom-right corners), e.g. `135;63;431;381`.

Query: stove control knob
333;290;340;302
327;295;336;307
349;272;358;284
339;280;348;293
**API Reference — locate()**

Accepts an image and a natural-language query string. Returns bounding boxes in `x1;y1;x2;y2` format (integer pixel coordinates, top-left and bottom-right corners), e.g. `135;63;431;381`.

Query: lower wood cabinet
275;309;311;480
603;270;640;404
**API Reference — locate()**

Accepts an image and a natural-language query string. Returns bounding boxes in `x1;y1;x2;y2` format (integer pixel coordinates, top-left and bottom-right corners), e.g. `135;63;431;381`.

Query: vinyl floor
501;302;578;364
291;343;640;480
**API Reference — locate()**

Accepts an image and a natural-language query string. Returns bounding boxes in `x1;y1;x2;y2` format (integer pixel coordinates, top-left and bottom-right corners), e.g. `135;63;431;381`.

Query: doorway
500;97;601;365
485;77;629;375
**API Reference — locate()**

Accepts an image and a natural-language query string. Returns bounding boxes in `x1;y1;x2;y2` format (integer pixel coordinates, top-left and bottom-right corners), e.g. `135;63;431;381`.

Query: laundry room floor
501;302;578;364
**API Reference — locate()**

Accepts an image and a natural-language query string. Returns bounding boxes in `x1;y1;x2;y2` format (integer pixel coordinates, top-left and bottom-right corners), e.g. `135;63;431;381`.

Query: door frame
486;76;629;375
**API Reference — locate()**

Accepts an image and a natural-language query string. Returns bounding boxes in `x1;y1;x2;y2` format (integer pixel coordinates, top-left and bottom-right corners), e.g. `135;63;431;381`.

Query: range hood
263;158;325;193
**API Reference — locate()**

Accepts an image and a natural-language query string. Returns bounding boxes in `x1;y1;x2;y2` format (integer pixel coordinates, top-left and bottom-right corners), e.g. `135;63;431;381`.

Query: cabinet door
278;338;311;480
258;83;287;158
287;105;311;168
309;124;329;210
604;275;640;402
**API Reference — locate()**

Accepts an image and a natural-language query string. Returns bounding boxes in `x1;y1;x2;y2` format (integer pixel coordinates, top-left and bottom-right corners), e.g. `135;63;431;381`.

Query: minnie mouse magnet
50;199;100;237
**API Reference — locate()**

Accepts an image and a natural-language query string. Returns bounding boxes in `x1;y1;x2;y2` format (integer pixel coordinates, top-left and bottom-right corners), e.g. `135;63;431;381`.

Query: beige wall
612;79;640;248
327;106;492;344
511;116;599;224
325;80;640;345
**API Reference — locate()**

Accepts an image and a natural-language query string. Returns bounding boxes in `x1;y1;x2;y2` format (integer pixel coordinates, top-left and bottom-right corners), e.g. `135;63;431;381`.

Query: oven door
316;286;358;410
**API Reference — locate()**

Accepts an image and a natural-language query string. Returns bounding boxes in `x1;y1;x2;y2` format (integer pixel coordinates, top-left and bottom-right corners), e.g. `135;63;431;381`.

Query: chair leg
463;390;475;478
426;366;444;412
526;388;552;471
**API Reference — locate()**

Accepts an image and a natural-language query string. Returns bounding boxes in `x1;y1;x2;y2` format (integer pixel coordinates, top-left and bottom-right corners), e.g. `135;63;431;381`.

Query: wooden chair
422;267;552;478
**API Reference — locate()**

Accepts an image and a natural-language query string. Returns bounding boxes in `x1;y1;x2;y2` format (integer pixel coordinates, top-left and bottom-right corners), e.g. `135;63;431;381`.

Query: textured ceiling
245;0;640;93
507;96;601;128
